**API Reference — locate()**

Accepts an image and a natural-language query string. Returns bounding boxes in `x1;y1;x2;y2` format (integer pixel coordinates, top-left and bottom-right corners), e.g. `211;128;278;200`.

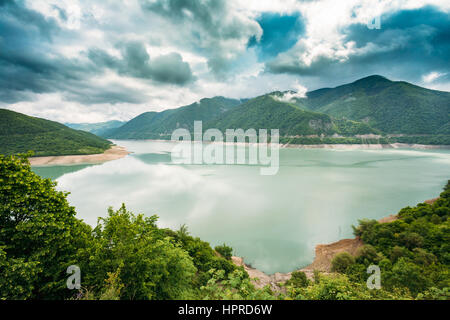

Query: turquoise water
33;140;450;274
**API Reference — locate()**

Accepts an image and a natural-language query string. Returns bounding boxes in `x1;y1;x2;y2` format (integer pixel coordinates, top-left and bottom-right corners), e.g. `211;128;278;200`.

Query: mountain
105;75;449;141
295;75;450;134
0;109;112;156
204;95;379;136
65;120;125;136
106;96;242;139
106;94;379;139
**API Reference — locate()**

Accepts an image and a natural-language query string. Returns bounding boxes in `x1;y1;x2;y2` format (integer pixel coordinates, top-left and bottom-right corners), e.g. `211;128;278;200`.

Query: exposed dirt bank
29;145;130;166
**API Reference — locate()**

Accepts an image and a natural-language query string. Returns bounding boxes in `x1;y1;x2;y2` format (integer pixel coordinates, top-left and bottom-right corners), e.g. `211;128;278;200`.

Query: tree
388;258;432;296
356;245;383;264
199;269;275;300
331;252;355;274
177;224;190;240
79;205;197;300
286;271;310;288
215;243;233;260
0;154;92;299
399;232;424;249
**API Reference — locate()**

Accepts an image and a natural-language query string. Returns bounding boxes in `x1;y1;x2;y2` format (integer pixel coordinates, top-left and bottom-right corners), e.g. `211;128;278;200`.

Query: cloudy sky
1;0;449;123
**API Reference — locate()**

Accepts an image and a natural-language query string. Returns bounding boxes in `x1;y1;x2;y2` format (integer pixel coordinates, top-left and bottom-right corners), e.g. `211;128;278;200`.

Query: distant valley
65;120;126;136
1;75;449;157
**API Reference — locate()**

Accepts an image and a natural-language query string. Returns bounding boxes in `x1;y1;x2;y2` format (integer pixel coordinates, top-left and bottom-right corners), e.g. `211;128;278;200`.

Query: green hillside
104;75;449;143
0;109;112;156
106;94;378;139
297;75;450;134
205;95;379;136
65;120;125;136
106;96;242;139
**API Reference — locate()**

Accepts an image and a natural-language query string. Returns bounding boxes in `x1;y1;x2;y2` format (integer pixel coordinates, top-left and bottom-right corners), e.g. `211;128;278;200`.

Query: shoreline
29;145;130;166
232;199;438;289
118;139;450;150
282;143;450;150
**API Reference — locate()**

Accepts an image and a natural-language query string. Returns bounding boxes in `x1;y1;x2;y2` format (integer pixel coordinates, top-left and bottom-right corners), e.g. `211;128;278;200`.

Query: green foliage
98;268;124;300
164;227;237;287
105;94;381;140
279;135;450;145
199;269;276;300
204;95;380;137
345;181;450;297
215;243;233;260
1;154;449;300
106;97;241;139
103;75;450;143
287;273;411;300
300;75;450;134
333;118;382;135
78;205;197;300
206;96;336;136
65;121;125;137
331;252;355;273
356;245;384;265
389;135;450;145
285;271;310;288
417;287;450;300
0;154;92;299
0;109;112;156
0;155;236;300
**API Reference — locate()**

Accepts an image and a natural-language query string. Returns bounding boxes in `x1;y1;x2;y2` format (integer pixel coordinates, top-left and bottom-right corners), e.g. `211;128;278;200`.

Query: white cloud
422;71;446;83
272;81;308;103
5;0;448;123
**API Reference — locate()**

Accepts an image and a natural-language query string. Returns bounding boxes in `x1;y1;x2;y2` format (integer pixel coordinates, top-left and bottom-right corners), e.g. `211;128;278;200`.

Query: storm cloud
0;0;195;107
0;0;449;122
140;0;262;75
88;41;194;85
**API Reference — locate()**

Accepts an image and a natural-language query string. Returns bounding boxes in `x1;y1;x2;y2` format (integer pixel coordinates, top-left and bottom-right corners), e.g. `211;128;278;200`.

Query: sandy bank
29;145;130;166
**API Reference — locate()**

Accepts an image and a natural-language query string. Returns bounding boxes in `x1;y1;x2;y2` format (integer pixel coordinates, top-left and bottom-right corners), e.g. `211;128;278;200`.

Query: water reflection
31;141;450;274
32;164;95;180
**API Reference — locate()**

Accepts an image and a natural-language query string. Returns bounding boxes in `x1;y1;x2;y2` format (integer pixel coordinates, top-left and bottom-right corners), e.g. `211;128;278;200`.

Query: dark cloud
150;53;194;84
266;5;450;88
140;0;226;37
140;0;261;75
88;41;194;85
0;0;67;102
0;1;194;105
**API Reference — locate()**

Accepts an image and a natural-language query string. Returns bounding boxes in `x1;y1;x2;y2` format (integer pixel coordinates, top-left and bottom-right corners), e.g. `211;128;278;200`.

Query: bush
215;243;233;260
356;245;383;264
331;252;355;274
78;204;198;300
0;154;92;299
286;271;310;288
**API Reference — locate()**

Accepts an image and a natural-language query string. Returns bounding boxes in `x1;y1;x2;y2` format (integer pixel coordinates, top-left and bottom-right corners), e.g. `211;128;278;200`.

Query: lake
32;140;450;274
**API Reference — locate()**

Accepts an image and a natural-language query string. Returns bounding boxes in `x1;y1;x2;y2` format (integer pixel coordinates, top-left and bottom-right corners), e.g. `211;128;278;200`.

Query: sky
1;0;449;123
